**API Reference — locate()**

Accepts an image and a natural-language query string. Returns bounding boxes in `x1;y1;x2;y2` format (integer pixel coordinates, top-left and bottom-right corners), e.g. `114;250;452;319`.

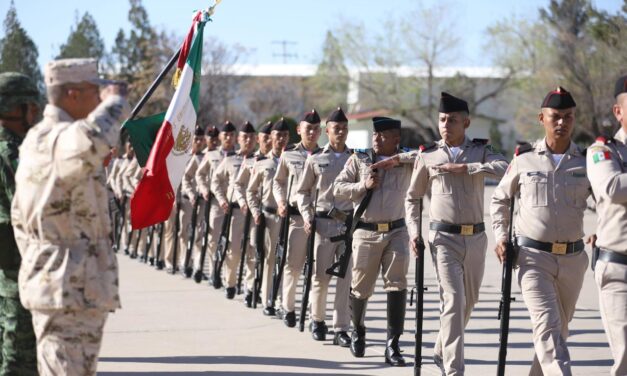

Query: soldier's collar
322;143;350;154
537;138;581;156
43;104;74;123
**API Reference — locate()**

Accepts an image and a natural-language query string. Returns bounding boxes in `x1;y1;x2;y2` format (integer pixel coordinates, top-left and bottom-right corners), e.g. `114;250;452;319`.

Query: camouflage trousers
31;308;108;376
0;296;37;375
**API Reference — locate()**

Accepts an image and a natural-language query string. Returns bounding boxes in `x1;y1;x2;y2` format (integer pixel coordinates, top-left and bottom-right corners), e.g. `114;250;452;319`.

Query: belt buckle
460;225;474;236
377;223;390;232
552;243;567;255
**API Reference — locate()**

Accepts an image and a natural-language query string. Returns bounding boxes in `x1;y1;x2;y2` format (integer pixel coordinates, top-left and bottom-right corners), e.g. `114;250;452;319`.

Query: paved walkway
98;188;612;375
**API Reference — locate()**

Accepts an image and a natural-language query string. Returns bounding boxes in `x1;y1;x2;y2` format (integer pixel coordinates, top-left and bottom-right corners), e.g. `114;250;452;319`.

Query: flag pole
126;48;181;122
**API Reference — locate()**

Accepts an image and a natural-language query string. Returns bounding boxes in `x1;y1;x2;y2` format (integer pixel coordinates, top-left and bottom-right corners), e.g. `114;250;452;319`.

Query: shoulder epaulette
514;142;533;156
418;142;436;152
284;144;296;151
472;138;489;145
400;146;413;153
596;136;614;145
226;151;237;157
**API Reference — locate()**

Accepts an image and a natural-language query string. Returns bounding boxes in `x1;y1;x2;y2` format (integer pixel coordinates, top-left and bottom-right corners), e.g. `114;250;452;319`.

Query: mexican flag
126;11;206;229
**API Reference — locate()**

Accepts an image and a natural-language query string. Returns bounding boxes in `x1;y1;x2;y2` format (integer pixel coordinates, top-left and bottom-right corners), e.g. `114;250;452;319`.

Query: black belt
315;211;332;219
288;205;300;216
517;236;584;255
329;234;347;243
598;248;627;266
229;202;240;209
430;222;485;236
356;219;405;233
262;207;277;215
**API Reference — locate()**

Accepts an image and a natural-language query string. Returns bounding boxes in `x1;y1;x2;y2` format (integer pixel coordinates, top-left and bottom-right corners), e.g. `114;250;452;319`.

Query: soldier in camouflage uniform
10;58;129;376
0;72;40;375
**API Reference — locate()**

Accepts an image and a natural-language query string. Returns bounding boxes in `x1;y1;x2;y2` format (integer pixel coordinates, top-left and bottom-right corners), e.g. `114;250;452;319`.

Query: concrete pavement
98;187;613;375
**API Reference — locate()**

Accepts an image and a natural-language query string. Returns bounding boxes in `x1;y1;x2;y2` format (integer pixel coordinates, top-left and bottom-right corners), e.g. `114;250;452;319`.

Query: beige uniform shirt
334;149;414;223
122;158;142;196
295;144;353;224
247;151;280;219
11;96;129;310
195;147;232;197
233;153;257;208
111;157;130;198
491;139;590;243
273;143;321;208
586;134;627;253
106;157;122;192
406;138;508;239
181;152;203;200
211;152;251;206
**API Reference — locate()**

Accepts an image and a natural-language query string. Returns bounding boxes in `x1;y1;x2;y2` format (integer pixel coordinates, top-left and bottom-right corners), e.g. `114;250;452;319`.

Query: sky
1;0;623;70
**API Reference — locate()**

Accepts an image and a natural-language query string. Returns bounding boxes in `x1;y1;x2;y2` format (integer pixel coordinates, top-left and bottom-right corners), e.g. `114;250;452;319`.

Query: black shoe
156;260;165;270
244;292;253;308
129;251;137;259
184;267;193;278
124;248;130;255
149;257;155;266
333;331;351;347
384;336;406;366
350;329;366;357
283;311;296;328
384;290;407;367
225;287;236;299
310;321;327;341
262;306;276;316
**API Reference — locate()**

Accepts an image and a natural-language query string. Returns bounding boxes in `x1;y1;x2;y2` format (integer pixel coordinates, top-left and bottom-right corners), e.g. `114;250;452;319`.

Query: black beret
541;86;576;109
221;120;237;132
259;121;273;134
439;92;469;113
301;108;320;124
272;117;290;132
614;75;627;98
241;121;256;133
372;116;401;132
326;107;348;123
194;126;204;136
204;126;219;137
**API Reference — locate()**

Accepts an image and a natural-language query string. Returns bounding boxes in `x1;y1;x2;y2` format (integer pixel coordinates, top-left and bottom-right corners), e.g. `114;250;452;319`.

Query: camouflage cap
0;72;40;114
44;58;112;87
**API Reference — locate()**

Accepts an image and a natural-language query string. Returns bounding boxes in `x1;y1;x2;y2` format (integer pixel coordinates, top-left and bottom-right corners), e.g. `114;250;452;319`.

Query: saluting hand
433;163;468;174
370;155;400;170
494;240;507;264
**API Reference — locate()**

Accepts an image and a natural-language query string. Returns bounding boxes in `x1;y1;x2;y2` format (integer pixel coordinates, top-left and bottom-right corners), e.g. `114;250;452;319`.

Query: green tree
0;1;42;89
307;31;349;116
57;11;105;60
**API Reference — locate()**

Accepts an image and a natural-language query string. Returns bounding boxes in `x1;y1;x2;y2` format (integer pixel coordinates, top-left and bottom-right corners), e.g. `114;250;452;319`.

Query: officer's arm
587;145;627;204
333;155;366;202
246;167;262;218
195;155;211;197
211;159;229;206
233;165;250;208
466;146;509;178
273;157;289;207
405;155;430;240
490;158;520;242
181;157;197;200
295;157;316;224
84;95;129;147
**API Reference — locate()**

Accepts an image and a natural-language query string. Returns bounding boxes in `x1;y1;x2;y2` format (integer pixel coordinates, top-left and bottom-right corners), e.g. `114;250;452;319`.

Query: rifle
269;175;295;309
183;194;201;278
252;186;266;309
326;166;375;278
115;196;127;252
154;222;165;269
299;189;319;332
211;189;237;289
171;191;182;275
193;189;213;283
410;199;427;375
497;196;516;376
236;210;252;294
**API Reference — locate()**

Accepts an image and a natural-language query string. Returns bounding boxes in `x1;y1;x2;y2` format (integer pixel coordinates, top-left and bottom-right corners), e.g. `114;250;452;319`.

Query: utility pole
272;40;297;64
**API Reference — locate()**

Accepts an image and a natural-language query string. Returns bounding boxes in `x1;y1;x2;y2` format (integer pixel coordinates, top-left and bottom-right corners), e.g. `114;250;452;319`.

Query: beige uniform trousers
310;219;352;331
163;205;182;268
121;204;146;255
429;230;486;375
223;209;255;289
262;213;281;307
177;199;204;268
517;246;588;376
282;215;308;312
193;199;224;272
31;308;108;376
595;259;627;376
351;227;410;299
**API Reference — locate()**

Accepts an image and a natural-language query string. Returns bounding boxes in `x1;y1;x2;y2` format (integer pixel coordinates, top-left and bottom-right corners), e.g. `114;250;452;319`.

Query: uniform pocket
432;174;453;195
564;174;589;208
522;173;548;207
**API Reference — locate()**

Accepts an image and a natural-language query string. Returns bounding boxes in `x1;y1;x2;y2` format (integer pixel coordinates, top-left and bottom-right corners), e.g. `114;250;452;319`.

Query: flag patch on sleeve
592;150;611;163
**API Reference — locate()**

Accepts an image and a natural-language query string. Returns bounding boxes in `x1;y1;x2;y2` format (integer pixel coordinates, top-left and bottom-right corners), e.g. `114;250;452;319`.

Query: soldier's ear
538;111;544;125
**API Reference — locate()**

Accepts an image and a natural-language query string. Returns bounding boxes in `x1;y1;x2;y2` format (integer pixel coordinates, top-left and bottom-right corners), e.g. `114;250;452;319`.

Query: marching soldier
586;75;627;376
491;87;590;376
273;109;322;327
195;121;237;276
234;120;273;307
112;141;135;254
211;121;257;298
295;107;353;346
247;118;290;315
123;152;148;260
404;92;508;374
333;116;414;366
0;72;40;375
11;58;129;375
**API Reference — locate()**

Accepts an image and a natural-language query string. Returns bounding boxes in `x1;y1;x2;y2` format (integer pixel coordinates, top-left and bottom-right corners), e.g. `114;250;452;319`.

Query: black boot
349;296;368;358
310;321;327;341
384;290;407;367
283;311;296;327
244;291;253;308
226;287;236;299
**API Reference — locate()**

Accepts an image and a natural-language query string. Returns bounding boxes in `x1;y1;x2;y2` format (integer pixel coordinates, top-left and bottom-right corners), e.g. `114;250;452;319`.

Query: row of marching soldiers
105;82;627;375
